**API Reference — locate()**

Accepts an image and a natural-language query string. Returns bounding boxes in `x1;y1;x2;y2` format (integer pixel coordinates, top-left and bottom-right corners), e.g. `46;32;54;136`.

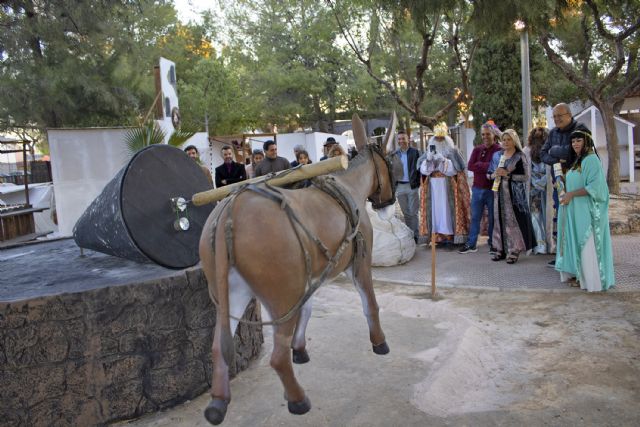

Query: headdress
569;128;597;170
433;122;448;138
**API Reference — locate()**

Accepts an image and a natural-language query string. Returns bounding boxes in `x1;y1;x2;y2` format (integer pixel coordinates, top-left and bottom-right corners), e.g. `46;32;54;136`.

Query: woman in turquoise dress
555;129;615;291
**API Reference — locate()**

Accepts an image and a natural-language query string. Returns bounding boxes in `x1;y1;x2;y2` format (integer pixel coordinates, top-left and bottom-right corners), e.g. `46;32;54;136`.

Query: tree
218;0;391;133
0;1;178;134
471;0;640;194
470;39;523;134
178;56;259;135
470;36;581;139
327;0;478;128
538;0;640;194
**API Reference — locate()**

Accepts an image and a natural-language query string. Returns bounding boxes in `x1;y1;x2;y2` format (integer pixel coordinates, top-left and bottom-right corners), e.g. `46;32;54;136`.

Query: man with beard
417;122;471;249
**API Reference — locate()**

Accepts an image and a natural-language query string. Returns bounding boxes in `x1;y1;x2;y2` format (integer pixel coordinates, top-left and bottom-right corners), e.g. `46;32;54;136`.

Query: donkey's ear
352;113;367;151
383;111;398;155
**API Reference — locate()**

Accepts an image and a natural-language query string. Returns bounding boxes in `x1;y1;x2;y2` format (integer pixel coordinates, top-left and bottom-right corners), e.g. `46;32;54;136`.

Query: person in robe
487;129;535;264
417;122;471;249
524;127;551;254
554;129;615;291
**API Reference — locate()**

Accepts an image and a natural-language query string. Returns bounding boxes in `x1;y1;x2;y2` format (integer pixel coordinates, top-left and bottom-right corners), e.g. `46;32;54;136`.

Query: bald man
540;103;590;262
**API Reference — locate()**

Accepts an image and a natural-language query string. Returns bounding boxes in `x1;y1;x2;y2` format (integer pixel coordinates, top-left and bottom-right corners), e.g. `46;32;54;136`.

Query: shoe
506;253;519;264
492;253;506;261
458;244;477;254
547;260;555;268
489;246;497;255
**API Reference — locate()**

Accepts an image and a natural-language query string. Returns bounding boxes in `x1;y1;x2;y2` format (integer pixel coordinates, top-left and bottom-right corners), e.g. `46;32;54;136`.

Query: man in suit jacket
215;145;247;188
395;130;421;242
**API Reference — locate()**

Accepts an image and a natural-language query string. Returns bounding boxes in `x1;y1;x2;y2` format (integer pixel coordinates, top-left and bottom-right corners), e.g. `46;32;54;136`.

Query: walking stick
430;232;437;298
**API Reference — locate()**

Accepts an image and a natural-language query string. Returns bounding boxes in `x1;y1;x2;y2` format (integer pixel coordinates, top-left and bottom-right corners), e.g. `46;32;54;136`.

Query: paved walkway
372;234;640;292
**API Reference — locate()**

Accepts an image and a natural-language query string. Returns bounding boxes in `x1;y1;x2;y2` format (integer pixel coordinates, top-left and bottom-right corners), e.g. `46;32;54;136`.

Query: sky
174;0;212;23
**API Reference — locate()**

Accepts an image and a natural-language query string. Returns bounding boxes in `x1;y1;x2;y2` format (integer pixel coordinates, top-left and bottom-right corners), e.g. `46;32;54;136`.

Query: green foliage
0;1;177;131
124;121;166;155
470;39;522;136
124;120;197;156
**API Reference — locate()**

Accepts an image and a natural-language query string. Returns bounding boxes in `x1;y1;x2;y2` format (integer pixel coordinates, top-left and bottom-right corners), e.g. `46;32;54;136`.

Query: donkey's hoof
287;395;311;415
292;349;310;364
204;398;228;425
372;341;390;355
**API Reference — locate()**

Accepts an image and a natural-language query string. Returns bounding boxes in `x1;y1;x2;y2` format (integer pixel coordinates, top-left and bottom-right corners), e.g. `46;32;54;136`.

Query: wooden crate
0;210;35;241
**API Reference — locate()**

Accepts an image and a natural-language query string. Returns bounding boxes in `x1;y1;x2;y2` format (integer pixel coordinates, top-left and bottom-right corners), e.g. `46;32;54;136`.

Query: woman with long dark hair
555;129;615;291
525;127;551;254
487;129;535;264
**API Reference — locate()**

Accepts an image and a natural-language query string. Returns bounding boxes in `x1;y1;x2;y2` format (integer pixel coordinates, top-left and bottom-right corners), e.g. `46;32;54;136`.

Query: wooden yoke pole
192;155;349;206
430;232;437;298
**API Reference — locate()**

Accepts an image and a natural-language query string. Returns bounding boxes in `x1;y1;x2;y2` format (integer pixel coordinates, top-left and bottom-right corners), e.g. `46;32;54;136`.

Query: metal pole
520;30;532;140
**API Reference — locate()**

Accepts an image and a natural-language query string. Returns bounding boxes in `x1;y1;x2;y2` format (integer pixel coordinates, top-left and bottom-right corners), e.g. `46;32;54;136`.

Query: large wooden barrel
73;144;214;269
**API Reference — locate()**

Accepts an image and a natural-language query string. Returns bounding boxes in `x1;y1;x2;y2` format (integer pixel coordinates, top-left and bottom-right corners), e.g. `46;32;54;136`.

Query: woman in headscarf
487;129;535;264
525;127;551;254
554;129;615;291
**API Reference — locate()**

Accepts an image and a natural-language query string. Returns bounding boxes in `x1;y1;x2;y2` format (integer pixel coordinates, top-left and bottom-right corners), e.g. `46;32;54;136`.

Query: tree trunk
596;101;621;195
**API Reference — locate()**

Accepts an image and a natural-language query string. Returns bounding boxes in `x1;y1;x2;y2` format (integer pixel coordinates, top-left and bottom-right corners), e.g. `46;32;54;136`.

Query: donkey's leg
205;316;231;425
348;265;389;355
291;297;312;364
204;268;254;425
270;316;311;415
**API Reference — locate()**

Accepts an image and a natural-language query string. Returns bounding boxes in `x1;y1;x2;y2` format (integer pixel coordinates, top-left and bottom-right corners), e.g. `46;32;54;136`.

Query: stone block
610;220;629;235
0;267;263;426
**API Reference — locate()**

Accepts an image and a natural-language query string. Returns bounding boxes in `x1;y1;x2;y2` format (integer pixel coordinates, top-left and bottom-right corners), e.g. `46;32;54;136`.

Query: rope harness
208;145;395;326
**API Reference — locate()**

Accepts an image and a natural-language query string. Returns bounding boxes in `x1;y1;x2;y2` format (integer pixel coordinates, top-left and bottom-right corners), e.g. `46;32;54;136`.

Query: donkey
199;113;401;425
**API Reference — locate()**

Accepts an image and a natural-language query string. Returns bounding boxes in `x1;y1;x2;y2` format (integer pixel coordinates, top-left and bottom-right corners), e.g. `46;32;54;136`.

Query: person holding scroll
540;103;590;265
554;129;614;291
487;129;535;264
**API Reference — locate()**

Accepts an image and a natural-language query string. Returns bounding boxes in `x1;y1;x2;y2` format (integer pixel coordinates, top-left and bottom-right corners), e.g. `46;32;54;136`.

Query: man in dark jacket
395;130;421;242
254;140;291;177
540;103;590;262
541;103;590;169
215;145;247;188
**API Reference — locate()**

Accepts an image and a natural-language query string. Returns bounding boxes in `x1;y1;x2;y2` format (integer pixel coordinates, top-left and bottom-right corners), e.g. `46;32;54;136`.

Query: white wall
48;128;131;237
248;132;347;163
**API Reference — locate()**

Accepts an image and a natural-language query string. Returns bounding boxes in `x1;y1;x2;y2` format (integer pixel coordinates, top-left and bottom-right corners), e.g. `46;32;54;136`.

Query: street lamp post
514;20;532;140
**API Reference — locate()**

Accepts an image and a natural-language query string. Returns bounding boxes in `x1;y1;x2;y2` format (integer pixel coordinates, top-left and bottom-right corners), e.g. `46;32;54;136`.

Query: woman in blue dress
555;129;615;291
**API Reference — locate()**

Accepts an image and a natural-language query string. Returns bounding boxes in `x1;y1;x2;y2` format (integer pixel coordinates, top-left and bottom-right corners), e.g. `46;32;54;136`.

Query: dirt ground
120;280;640;427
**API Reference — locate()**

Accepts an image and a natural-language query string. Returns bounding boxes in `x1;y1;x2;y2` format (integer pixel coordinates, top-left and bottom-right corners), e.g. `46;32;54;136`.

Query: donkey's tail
210;198;236;369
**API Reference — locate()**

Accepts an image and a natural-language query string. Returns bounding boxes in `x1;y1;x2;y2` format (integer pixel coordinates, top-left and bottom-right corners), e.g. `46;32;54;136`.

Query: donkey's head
352;112;399;209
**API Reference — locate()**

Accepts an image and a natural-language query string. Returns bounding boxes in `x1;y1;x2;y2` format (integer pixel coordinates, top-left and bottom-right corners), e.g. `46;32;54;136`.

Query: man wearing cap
320;137;338;161
214;145;247;188
395;130;421;242
254;140;291;177
417;122;471;249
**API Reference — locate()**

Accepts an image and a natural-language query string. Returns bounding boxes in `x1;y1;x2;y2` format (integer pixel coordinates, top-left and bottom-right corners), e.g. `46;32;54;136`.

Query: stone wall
0;268;263;426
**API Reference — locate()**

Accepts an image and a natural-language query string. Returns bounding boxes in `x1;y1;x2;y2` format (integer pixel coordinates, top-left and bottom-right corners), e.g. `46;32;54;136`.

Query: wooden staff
192;155;349;206
430;232;437;298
